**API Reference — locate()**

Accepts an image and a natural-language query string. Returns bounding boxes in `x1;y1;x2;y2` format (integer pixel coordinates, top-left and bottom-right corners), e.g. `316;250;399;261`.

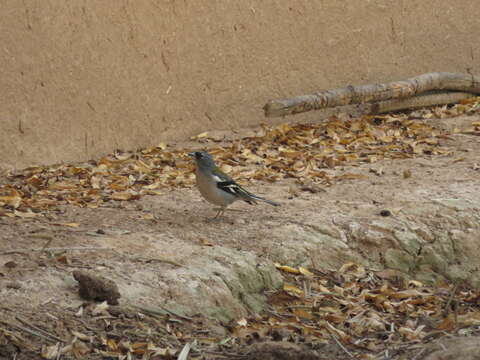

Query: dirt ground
0;111;479;359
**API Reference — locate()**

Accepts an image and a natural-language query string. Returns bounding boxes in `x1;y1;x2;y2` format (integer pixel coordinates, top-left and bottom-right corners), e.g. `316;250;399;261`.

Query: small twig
329;333;354;359
131;304;193;321
422;330;448;341
0;247;113;255
309;254;318;271
453;299;459;329
140;257;183;267
309;291;339;297
0;326;36;352
383;349;390;360
15;315;64;342
303;280;311;298
265;309;294;319
443;282;459;317
202;350;247;359
286;305;314;310
177;342;191;360
39;238;53;255
2;320;57;343
411;347;426;360
28;234;54;240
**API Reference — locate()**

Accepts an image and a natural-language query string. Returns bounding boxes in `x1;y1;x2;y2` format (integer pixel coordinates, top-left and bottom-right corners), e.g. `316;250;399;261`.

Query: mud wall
1;1;479;168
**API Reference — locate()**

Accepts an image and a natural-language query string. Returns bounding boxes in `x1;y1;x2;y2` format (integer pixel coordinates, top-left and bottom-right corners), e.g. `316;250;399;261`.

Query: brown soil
0;113;479;359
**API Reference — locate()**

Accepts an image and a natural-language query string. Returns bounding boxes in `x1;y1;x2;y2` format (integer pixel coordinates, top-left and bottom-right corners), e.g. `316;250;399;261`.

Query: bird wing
216;180;256;204
212;168;279;207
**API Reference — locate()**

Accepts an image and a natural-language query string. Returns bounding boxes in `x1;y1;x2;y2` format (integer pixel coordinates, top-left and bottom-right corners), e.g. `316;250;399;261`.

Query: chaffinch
188;151;280;219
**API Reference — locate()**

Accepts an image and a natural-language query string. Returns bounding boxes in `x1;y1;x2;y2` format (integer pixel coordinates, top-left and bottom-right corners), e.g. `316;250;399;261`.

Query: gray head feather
188;151;216;170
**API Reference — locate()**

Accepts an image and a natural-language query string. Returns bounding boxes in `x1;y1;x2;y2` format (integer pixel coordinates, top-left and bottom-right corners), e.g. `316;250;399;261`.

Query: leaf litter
2;97;480;219
1;98;480;359
230;262;480;359
4;261;477;359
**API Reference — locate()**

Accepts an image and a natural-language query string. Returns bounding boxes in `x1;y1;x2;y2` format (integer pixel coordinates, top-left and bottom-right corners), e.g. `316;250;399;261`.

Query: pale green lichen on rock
433;198;479;211
414;265;444;285
204;306;239;324
206;250;282;320
444;264;471;283
430;232;456;262
393;227;422;255
417;246;448;273
384;248;414;273
151;197;480;323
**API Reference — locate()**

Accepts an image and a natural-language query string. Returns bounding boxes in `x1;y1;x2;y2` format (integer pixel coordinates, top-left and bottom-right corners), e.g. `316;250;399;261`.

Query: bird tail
245;192;280;207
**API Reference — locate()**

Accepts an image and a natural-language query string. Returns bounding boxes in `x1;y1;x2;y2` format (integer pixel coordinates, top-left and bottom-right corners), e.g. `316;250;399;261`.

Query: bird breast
195;169;237;207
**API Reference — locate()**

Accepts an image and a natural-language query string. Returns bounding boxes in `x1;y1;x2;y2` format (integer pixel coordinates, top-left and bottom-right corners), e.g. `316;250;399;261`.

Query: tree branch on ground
263;72;480;117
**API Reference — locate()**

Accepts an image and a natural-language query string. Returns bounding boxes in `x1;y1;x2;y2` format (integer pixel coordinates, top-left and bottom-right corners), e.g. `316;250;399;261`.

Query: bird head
188;151;216;169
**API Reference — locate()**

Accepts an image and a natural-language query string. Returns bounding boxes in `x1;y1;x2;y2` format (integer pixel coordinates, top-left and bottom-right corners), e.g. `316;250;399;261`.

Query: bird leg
211;207;226;220
214;208;224;219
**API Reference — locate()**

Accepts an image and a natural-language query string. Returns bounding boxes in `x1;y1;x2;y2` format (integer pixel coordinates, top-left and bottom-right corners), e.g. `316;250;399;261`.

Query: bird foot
205;208;225;222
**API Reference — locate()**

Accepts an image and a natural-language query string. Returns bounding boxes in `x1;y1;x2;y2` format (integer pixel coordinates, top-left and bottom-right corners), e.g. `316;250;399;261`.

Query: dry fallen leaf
142;213;155;220
338;262;366;278
292;308;314;320
92;301;110;316
111;191;139;201
199;238;214;246
275;264;301;274
283;283;304;296
190;132;209;140
237;318;248;327
41;344;60;359
157;142;167;150
63;222;80;228
0;193;22;209
403;169;412;179
71;331;91;341
369;167;384;176
298;267;314;277
451;157;466;163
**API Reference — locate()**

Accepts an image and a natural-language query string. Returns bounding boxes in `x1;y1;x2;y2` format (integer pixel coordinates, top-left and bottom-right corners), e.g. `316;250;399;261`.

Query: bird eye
196;152;203;159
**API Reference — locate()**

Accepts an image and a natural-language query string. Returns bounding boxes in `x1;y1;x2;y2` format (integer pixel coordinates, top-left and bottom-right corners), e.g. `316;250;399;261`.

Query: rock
3;261;17;269
0;342;18;359
72;270;121;305
245;341;319;360
423;336;480;360
384;248;414;273
5;281;21;289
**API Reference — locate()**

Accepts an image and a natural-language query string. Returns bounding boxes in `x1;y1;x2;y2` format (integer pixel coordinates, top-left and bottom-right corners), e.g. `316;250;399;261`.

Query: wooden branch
263;72;480;117
369;91;475;114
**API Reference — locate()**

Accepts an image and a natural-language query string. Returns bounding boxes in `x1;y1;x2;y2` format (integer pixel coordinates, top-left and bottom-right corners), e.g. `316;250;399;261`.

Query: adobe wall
1;0;479;168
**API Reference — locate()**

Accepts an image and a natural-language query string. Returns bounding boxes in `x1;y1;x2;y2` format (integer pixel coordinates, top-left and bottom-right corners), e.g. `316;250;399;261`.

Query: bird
188;151;280;219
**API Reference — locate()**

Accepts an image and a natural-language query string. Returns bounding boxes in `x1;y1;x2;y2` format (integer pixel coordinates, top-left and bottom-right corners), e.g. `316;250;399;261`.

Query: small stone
271;327;291;341
246;341;319;360
299;183;326;194
5;281;22;289
4;261;17;269
380;209;391;217
73;270;121;305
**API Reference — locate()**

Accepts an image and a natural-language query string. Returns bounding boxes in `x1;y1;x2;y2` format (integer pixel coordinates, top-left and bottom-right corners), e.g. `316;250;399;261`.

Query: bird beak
187;152;195;158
